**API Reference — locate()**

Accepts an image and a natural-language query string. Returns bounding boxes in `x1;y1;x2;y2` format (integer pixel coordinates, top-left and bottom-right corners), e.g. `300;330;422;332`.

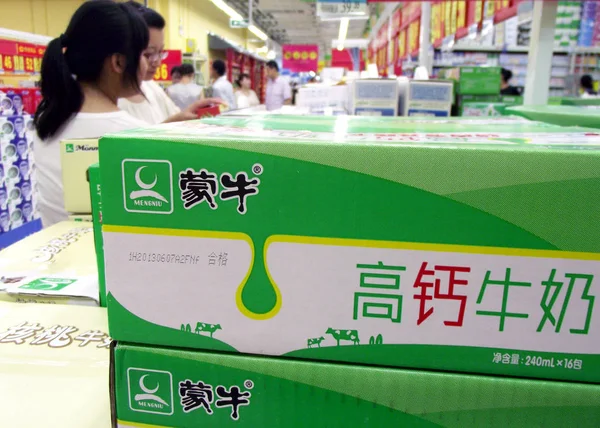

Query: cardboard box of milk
111;342;600;428
101;119;600;383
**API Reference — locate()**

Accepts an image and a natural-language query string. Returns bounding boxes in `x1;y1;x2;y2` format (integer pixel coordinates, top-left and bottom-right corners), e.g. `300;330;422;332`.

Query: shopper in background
167;64;204;110
265;60;291;111
500;68;520;96
34;0;149;227
581;74;598;97
210;59;236;110
170;65;182;84
235;73;260;109
119;3;221;124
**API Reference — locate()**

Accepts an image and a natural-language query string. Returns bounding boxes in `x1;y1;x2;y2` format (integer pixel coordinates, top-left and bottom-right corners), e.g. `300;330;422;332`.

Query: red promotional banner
153;49;182;81
16;42;38;58
282;44;319;72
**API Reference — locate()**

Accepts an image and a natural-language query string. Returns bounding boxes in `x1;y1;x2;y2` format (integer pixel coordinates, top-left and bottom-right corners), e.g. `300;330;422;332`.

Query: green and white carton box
88;163;107;307
111;343;600;428
101;120;600;383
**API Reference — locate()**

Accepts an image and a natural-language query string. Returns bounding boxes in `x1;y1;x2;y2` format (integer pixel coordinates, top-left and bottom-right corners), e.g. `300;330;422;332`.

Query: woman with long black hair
34;0;150;227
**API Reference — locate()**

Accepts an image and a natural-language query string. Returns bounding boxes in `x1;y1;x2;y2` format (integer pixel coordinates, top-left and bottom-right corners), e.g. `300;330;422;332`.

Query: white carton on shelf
405;80;453;117
349;79;399;116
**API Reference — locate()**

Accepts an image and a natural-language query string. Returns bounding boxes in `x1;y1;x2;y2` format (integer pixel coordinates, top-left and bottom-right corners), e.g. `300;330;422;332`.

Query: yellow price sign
12;55;24;72
398;30;406;59
4;55;14;71
444;2;452;38
24;57;34;72
450;1;458;35
34;57;42;73
457;1;467;29
408;21;419;54
431;3;441;43
475;0;483;23
153;63;168;81
485;0;496;18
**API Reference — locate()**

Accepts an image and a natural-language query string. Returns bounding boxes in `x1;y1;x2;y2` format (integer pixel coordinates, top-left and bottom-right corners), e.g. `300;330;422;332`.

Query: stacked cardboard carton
60;139;99;222
101;116;600;427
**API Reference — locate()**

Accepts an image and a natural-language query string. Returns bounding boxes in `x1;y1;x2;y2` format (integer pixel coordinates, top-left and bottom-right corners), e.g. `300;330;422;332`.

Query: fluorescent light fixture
257;45;269;54
249;25;268;41
210;0;243;20
337;18;349;51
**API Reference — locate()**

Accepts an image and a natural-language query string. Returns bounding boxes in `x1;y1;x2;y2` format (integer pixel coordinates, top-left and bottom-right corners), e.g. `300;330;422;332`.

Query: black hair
179;63;195;76
171;66;181;78
501;68;512;83
236;73;251;87
266;60;279;72
581;74;594;90
35;0;148;140
125;1;166;29
212;59;226;77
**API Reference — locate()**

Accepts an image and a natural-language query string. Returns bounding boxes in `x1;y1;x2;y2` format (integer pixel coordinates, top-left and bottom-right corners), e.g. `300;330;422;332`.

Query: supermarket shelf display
0;87;41;239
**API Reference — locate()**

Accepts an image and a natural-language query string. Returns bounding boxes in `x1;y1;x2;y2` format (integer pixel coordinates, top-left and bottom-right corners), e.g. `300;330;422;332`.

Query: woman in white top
118;4;220;124
235;73;261;110
34;0;150;227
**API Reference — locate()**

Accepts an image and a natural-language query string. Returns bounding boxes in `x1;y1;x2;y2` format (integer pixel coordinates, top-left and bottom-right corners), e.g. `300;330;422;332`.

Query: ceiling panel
224;0;368;54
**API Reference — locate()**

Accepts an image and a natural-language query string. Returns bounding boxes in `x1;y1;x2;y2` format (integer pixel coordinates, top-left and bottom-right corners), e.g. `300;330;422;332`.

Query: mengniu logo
122;159;173;214
19;277;77;291
128;368;174;415
65;144;74;153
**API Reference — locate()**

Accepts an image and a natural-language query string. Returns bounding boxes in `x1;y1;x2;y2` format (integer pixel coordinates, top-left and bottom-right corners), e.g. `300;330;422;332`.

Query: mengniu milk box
111;343;600;428
100;120;600;383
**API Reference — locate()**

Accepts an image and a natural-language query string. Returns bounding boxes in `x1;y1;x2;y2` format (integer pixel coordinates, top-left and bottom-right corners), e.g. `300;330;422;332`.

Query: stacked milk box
100;116;600;427
0;88;40;235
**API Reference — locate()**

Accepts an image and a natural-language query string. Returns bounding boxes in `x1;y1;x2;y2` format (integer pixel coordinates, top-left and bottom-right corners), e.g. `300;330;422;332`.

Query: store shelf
437;46;571;54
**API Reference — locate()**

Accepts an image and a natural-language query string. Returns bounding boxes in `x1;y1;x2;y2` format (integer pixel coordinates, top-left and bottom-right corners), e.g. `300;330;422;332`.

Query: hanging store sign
317;0;368;20
283;45;319;72
0;39;45;74
153;49;182;82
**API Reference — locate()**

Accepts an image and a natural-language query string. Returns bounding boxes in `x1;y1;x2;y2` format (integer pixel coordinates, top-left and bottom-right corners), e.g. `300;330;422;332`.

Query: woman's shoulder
42;111;147;143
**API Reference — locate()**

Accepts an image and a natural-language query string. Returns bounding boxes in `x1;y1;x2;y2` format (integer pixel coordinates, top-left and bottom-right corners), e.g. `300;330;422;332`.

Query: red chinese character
413;262;470;326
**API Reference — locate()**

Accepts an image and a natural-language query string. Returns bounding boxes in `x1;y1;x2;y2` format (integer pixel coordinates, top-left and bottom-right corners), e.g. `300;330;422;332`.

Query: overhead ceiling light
337;18;349;51
249;25;268;41
210;0;243;21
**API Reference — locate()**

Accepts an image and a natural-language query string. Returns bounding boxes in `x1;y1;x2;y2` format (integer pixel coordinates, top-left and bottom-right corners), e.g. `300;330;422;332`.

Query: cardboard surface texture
0;221;99;305
111;343;600;428
507;105;600;129
60;139;99;214
101;118;600;383
0;301;110;427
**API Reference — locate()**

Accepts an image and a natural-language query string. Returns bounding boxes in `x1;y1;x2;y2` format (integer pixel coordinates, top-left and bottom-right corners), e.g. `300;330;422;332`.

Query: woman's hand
164;98;226;123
